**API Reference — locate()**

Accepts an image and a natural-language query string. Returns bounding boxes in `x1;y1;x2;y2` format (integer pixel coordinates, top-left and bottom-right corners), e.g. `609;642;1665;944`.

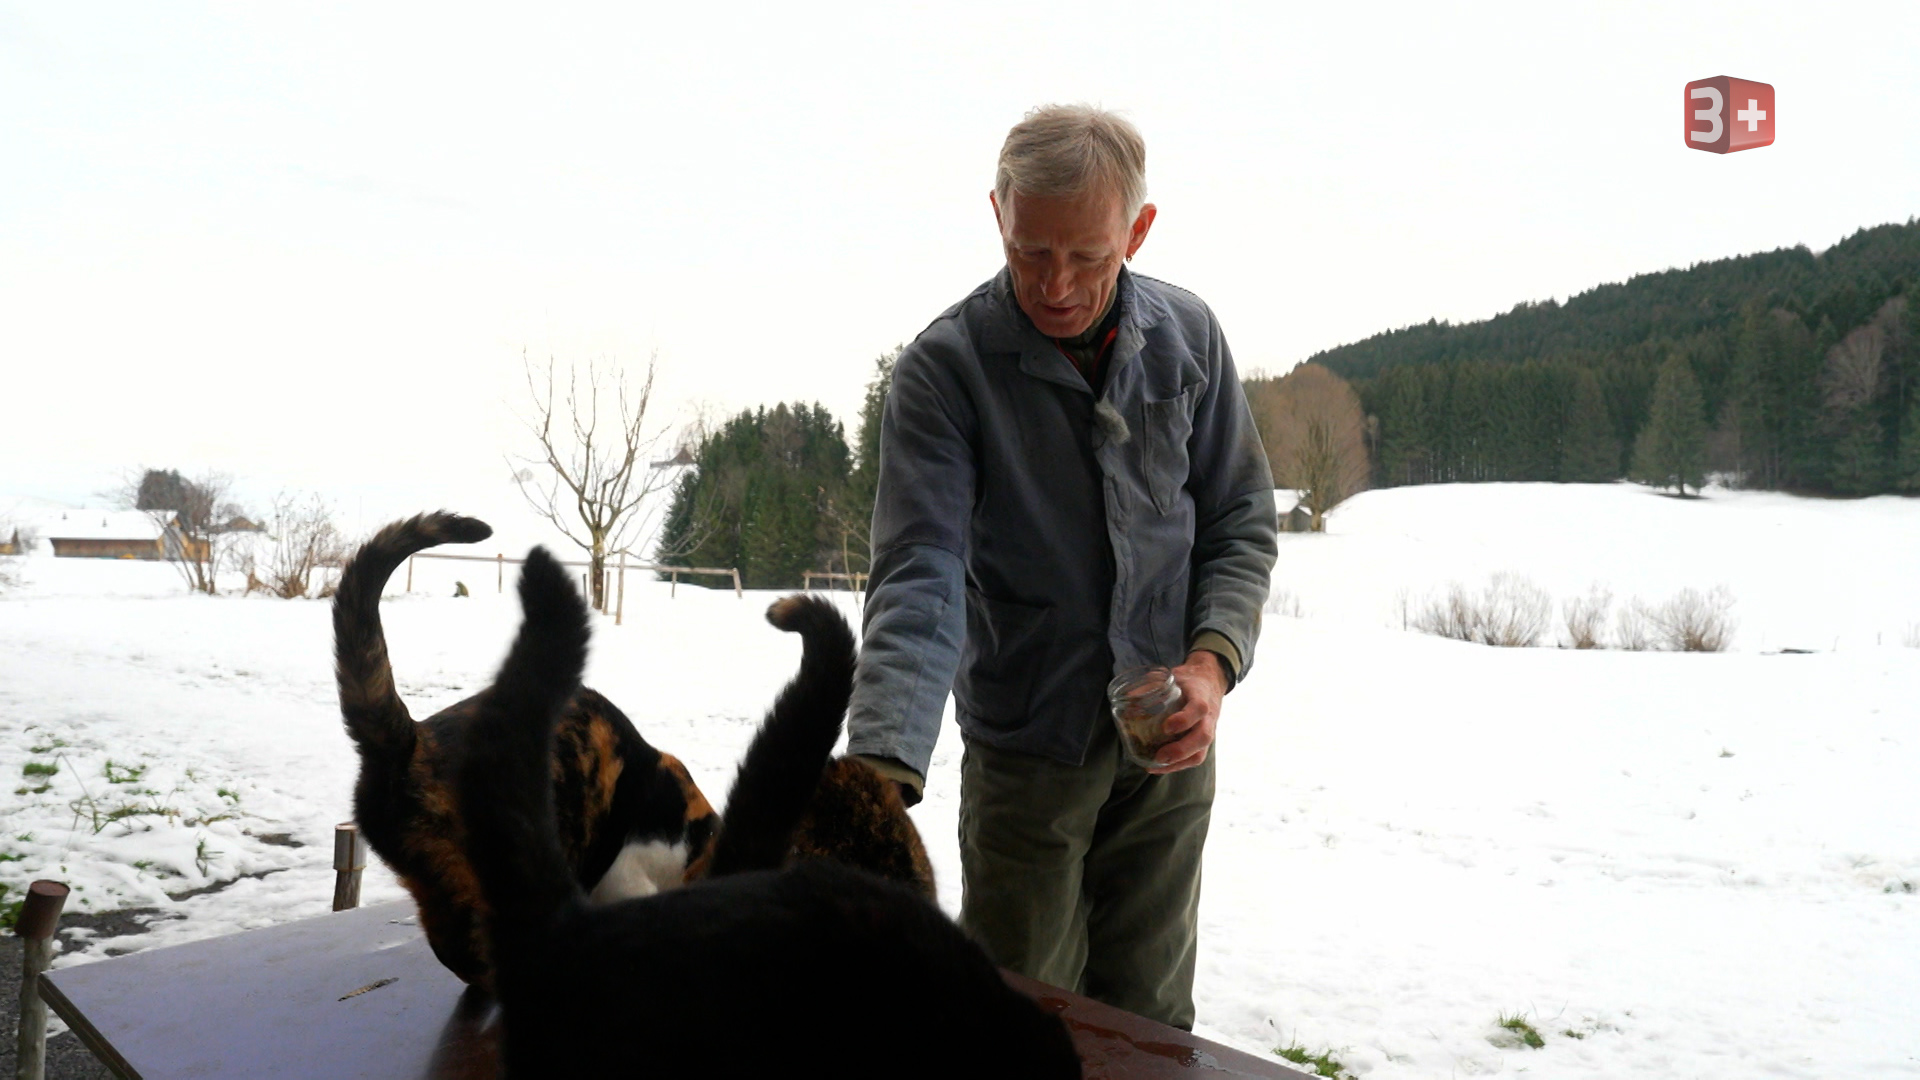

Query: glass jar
1106;666;1183;769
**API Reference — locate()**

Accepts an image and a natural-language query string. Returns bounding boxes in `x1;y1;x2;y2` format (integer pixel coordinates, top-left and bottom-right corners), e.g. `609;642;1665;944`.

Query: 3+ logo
1685;77;1774;153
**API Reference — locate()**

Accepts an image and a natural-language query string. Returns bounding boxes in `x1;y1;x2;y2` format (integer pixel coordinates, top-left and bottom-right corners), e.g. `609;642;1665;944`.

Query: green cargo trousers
957;716;1215;1030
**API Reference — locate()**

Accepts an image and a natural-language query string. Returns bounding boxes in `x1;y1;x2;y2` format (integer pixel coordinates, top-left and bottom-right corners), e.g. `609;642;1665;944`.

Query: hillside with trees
1304;218;1920;496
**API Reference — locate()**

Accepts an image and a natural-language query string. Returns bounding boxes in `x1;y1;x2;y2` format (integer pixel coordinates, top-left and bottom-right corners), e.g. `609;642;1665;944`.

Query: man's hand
1150;650;1227;774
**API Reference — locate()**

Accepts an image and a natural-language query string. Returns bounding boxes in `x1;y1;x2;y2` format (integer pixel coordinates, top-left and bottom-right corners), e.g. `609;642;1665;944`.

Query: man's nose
1040;256;1074;300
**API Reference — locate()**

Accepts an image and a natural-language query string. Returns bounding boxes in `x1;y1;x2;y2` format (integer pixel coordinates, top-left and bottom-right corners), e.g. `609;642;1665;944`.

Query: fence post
732;568;743;598
15;879;69;1080
332;823;368;912
616;552;626;627
670;569;677;598
497;553;504;593
406;556;413;593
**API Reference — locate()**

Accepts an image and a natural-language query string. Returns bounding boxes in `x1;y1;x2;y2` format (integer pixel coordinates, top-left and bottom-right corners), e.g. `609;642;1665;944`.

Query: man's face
993;186;1156;338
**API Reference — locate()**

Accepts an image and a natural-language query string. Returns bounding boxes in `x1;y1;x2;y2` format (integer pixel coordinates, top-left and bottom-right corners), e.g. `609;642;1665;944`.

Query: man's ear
1126;203;1157;259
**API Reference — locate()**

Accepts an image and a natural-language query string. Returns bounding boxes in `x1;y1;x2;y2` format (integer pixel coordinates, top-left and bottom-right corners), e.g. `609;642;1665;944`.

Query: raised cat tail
705;594;858;878
332;512;492;754
457;547;593;962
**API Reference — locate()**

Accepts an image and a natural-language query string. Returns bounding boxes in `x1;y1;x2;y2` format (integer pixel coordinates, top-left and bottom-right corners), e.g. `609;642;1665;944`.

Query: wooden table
40;901;1307;1079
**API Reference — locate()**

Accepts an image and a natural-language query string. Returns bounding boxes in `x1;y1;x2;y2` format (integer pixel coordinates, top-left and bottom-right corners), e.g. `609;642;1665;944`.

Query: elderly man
847;105;1277;1029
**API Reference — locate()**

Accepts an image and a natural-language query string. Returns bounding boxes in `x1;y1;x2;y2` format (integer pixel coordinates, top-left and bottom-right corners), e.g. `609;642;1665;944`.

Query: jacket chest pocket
1141;388;1196;515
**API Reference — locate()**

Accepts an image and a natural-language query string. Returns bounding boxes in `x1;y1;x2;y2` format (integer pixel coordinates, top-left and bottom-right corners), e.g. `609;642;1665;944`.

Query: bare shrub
1476;573;1552;647
1614;602;1655;651
1264;589;1304;618
1412;574;1551;647
1640;586;1736;652
1413;583;1478;642
1562;584;1613;649
257;493;348;599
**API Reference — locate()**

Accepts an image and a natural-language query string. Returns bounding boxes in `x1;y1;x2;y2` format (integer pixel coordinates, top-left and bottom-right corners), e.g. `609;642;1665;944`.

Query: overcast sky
3;2;1917;549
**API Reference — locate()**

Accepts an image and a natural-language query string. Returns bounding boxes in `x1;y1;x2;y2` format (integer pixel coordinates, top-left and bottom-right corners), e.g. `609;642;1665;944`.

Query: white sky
3;2;1917;548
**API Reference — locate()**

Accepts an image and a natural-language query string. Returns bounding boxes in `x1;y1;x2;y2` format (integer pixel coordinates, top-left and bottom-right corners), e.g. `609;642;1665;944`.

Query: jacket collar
985;266;1170;394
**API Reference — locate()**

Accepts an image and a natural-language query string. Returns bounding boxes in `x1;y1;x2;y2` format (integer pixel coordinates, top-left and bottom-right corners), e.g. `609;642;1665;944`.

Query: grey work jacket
846;267;1277;776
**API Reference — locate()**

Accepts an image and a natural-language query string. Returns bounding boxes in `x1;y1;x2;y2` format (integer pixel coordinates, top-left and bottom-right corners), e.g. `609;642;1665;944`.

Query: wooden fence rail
802;570;868;593
401;551;742;626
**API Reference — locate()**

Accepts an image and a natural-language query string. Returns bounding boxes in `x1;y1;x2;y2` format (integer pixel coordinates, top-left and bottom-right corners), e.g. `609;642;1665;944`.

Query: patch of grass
1562;1028;1588;1040
0;851;24;864
217;787;241;802
1887;880;1916;894
195;837;222;877
22;760;58;778
132;859;155;871
15;833;32;842
1494;1013;1545;1049
1272;1043;1355;1079
28;737;69;754
103;760;148;785
15;784;51;796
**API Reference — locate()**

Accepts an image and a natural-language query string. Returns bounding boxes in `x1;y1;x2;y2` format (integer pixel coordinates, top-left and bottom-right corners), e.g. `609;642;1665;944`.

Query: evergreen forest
1309;218;1920;496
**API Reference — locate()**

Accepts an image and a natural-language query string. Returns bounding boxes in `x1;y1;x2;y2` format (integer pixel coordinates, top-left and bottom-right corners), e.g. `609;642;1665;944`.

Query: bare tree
247;492;348;599
1823;324;1886;414
121;468;245;595
510;352;682;612
1249;363;1371;531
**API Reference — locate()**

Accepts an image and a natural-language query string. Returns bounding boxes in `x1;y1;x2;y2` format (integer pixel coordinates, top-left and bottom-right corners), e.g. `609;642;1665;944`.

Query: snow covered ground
2;482;1916;1077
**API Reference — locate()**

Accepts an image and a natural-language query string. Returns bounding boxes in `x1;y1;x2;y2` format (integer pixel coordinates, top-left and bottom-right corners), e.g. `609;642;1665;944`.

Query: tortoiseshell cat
455;551;1080;1078
333;513;719;987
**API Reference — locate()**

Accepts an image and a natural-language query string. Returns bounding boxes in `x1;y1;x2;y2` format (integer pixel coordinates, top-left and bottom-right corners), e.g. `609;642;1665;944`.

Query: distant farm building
45;511;204;561
0;529;20;556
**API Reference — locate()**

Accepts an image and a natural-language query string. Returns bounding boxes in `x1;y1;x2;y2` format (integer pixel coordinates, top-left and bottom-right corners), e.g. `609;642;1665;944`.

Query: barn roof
42;509;176;541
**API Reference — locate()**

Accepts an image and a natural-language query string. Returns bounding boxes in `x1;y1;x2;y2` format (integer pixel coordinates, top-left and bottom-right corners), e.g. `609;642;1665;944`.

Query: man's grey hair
995;104;1148;220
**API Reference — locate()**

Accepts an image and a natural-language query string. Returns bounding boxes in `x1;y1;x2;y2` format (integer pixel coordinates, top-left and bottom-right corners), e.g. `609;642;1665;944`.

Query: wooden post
497;553;504;593
15;879;69;1080
332;823;368;912
731;568;743;598
670;569;677;598
405;556;413;593
616;552;626;627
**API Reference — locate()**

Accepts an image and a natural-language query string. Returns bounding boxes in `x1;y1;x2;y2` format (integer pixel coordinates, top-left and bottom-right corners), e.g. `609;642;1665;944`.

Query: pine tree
1632;353;1709;495
1559;368;1618;481
654;402;852;589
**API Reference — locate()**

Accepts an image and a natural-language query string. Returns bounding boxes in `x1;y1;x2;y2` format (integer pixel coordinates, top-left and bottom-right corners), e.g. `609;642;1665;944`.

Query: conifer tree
1560;368;1618;481
1632;353;1709;495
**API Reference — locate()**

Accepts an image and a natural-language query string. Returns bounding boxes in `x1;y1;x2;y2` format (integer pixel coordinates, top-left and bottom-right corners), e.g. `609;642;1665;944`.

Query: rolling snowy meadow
2;482;1916;1078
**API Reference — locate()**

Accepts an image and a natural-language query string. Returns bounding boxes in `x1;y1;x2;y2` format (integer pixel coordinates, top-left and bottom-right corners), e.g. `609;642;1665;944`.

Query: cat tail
705;594;858;878
332;512;492;754
457;547;593;957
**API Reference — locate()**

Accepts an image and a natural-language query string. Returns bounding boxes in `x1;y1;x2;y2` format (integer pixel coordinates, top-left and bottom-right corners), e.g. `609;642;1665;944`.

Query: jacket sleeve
845;346;974;780
1184;309;1278;682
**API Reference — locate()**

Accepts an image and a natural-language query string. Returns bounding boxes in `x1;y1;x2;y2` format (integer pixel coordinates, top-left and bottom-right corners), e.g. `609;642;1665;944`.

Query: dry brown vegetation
1247;363;1370;532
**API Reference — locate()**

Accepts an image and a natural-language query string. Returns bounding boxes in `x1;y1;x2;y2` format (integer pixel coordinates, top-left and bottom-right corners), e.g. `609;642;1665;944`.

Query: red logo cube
1684;77;1774;153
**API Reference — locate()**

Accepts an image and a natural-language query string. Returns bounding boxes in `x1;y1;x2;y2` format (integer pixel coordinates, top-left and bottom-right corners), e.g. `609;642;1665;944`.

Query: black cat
456;548;1082;1079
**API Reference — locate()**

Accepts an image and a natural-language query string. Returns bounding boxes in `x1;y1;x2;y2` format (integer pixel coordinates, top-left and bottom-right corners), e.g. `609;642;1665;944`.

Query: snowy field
2;482;1917;1078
